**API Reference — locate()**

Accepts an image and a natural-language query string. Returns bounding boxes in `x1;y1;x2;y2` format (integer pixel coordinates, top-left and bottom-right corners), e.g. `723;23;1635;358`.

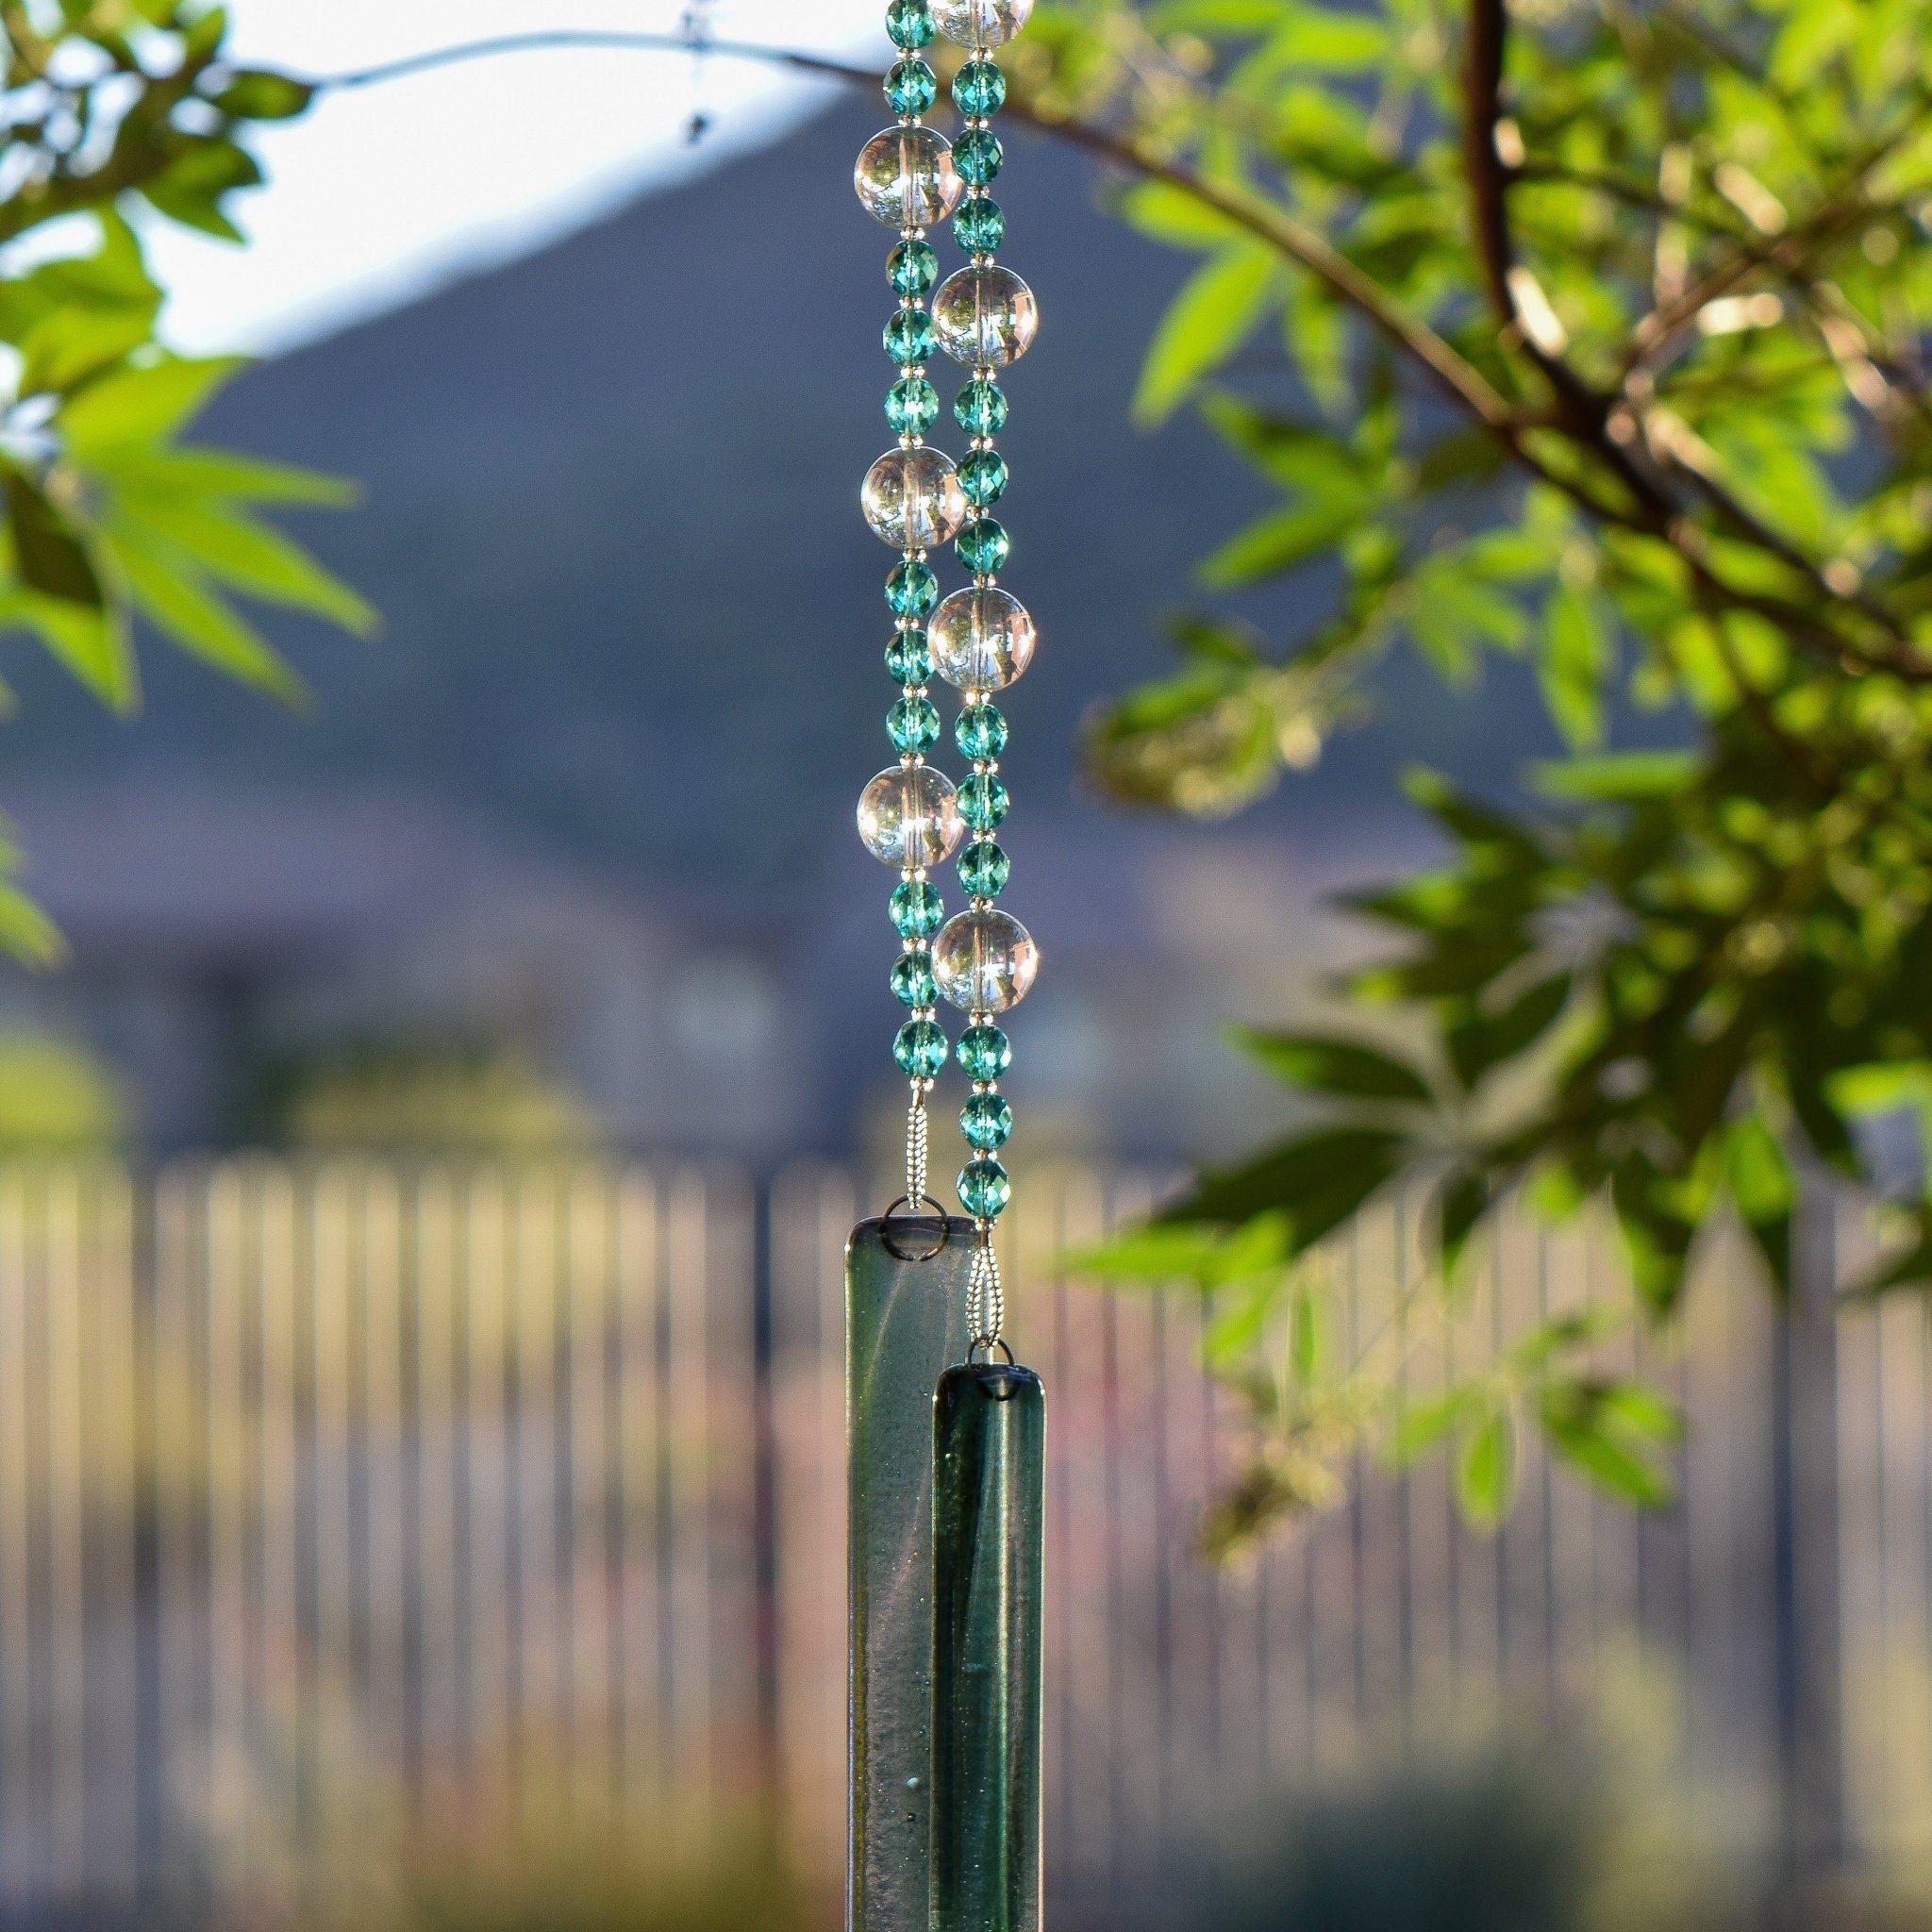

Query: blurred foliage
1012;0;1932;1544
242;1034;602;1153
0;1026;123;1143
0;2;369;957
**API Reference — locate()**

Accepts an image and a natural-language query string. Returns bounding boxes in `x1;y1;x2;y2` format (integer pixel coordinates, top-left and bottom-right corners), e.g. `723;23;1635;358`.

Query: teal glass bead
885;375;940;437
888;694;941;754
955;377;1008;436
960;1091;1013;1150
953;58;1008;115
956;702;1008;759
958;1023;1011;1080
959;448;1008;507
958;517;1010;574
884;56;938;113
888;238;939;297
954;196;1007;254
887;0;936;50
895;1018;949;1079
958;1156;1012;1218
891;877;945;939
886;558;940;618
884;306;938;366
886;630;937;684
958;838;1010;896
959;771;1009;830
954;126;1004;187
891;948;939;1008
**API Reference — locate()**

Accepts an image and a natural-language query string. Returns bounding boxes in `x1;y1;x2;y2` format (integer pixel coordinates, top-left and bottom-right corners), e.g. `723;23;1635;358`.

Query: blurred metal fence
0;1158;1924;1910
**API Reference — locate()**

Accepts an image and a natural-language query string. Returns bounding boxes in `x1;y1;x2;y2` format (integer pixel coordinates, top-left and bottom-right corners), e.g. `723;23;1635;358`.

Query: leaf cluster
0;4;366;948
1019;0;1932;1534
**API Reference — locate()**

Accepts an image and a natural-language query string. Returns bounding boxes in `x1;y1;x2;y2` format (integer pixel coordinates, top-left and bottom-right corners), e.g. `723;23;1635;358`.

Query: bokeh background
0;6;1922;1930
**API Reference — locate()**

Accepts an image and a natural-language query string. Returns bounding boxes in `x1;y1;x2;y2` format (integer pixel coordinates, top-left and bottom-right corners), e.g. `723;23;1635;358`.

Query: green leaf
1132;243;1279;426
1457;1405;1519;1528
1540;1378;1680;1507
59;356;244;452
100;447;356;506
1391;1388;1477;1463
0;880;65;969
1437;1166;1491;1276
141;138;261;242
1163;1125;1405;1248
212;70;315;120
112;494;375;631
1533;751;1699;801
1067;1213;1289;1286
1445;974;1572;1090
1232;1026;1434;1101
1116;178;1248;251
1199;496;1364;587
107;527;304;701
0;591;135;709
1540;582;1610;751
4;473;103;607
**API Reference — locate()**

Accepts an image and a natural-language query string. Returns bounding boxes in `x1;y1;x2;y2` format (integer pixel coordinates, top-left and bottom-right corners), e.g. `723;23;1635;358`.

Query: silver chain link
968;1232;1004;1347
905;1089;930;1208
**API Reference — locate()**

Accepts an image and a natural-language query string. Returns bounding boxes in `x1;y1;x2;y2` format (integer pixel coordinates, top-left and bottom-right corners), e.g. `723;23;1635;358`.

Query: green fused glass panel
848;1216;974;1932
930;1360;1045;1932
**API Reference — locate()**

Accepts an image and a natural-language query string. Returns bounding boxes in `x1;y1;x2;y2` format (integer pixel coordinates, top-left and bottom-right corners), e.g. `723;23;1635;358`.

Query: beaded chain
854;0;1039;1348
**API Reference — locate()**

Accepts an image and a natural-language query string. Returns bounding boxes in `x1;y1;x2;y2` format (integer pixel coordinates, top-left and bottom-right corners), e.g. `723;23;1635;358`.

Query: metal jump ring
967;1336;1015;1365
879;1191;950;1262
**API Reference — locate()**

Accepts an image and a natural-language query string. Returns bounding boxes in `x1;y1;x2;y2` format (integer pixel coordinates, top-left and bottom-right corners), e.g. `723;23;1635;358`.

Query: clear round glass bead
854;125;963;230
932;0;1034;47
858;765;964;868
928;585;1036;691
931;264;1039;366
933;907;1039;1011
861;446;969;549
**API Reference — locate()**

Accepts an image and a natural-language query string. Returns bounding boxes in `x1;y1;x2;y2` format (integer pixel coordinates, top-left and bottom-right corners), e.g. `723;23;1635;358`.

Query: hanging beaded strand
927;0;1040;1346
855;1;971;1208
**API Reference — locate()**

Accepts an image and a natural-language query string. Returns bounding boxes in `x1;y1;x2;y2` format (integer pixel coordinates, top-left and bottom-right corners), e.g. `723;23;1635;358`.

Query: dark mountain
0;100;1560;895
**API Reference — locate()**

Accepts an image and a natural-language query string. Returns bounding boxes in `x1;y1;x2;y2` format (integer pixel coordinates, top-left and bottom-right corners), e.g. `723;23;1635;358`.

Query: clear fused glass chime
850;2;1043;1927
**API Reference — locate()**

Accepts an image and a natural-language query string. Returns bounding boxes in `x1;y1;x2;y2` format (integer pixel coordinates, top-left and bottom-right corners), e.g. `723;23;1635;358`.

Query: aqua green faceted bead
958;771;1010;831
958;838;1010;896
958;517;1010;575
959;448;1008;507
884;56;938;113
960;1091;1013;1150
887;0;936;50
956;703;1008;759
885;375;940;436
954;376;1008;435
954;126;1004;186
884;307;938;365
895;1017;949;1079
952;58;1008;115
891;948;939;1008
888;694;941;754
958;1156;1012;1218
886;630;937;684
958;1023;1011;1080
954;196;1007;254
888;238;939;297
886;558;940;618
891;877;945;938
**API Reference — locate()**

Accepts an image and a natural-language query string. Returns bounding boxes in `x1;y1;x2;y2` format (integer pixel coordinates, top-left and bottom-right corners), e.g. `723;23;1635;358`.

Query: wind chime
847;1;1042;1928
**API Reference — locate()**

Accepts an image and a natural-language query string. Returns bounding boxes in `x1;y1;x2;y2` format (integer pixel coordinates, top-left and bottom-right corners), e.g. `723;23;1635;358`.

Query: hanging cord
905;1085;931;1208
967;1224;1005;1351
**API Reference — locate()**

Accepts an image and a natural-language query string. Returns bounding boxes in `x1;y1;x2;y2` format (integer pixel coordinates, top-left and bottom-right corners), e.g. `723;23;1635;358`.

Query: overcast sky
143;2;879;354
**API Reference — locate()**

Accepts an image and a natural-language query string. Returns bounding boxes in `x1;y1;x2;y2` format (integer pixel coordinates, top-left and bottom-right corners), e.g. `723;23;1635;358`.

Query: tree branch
308;21;1932;685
